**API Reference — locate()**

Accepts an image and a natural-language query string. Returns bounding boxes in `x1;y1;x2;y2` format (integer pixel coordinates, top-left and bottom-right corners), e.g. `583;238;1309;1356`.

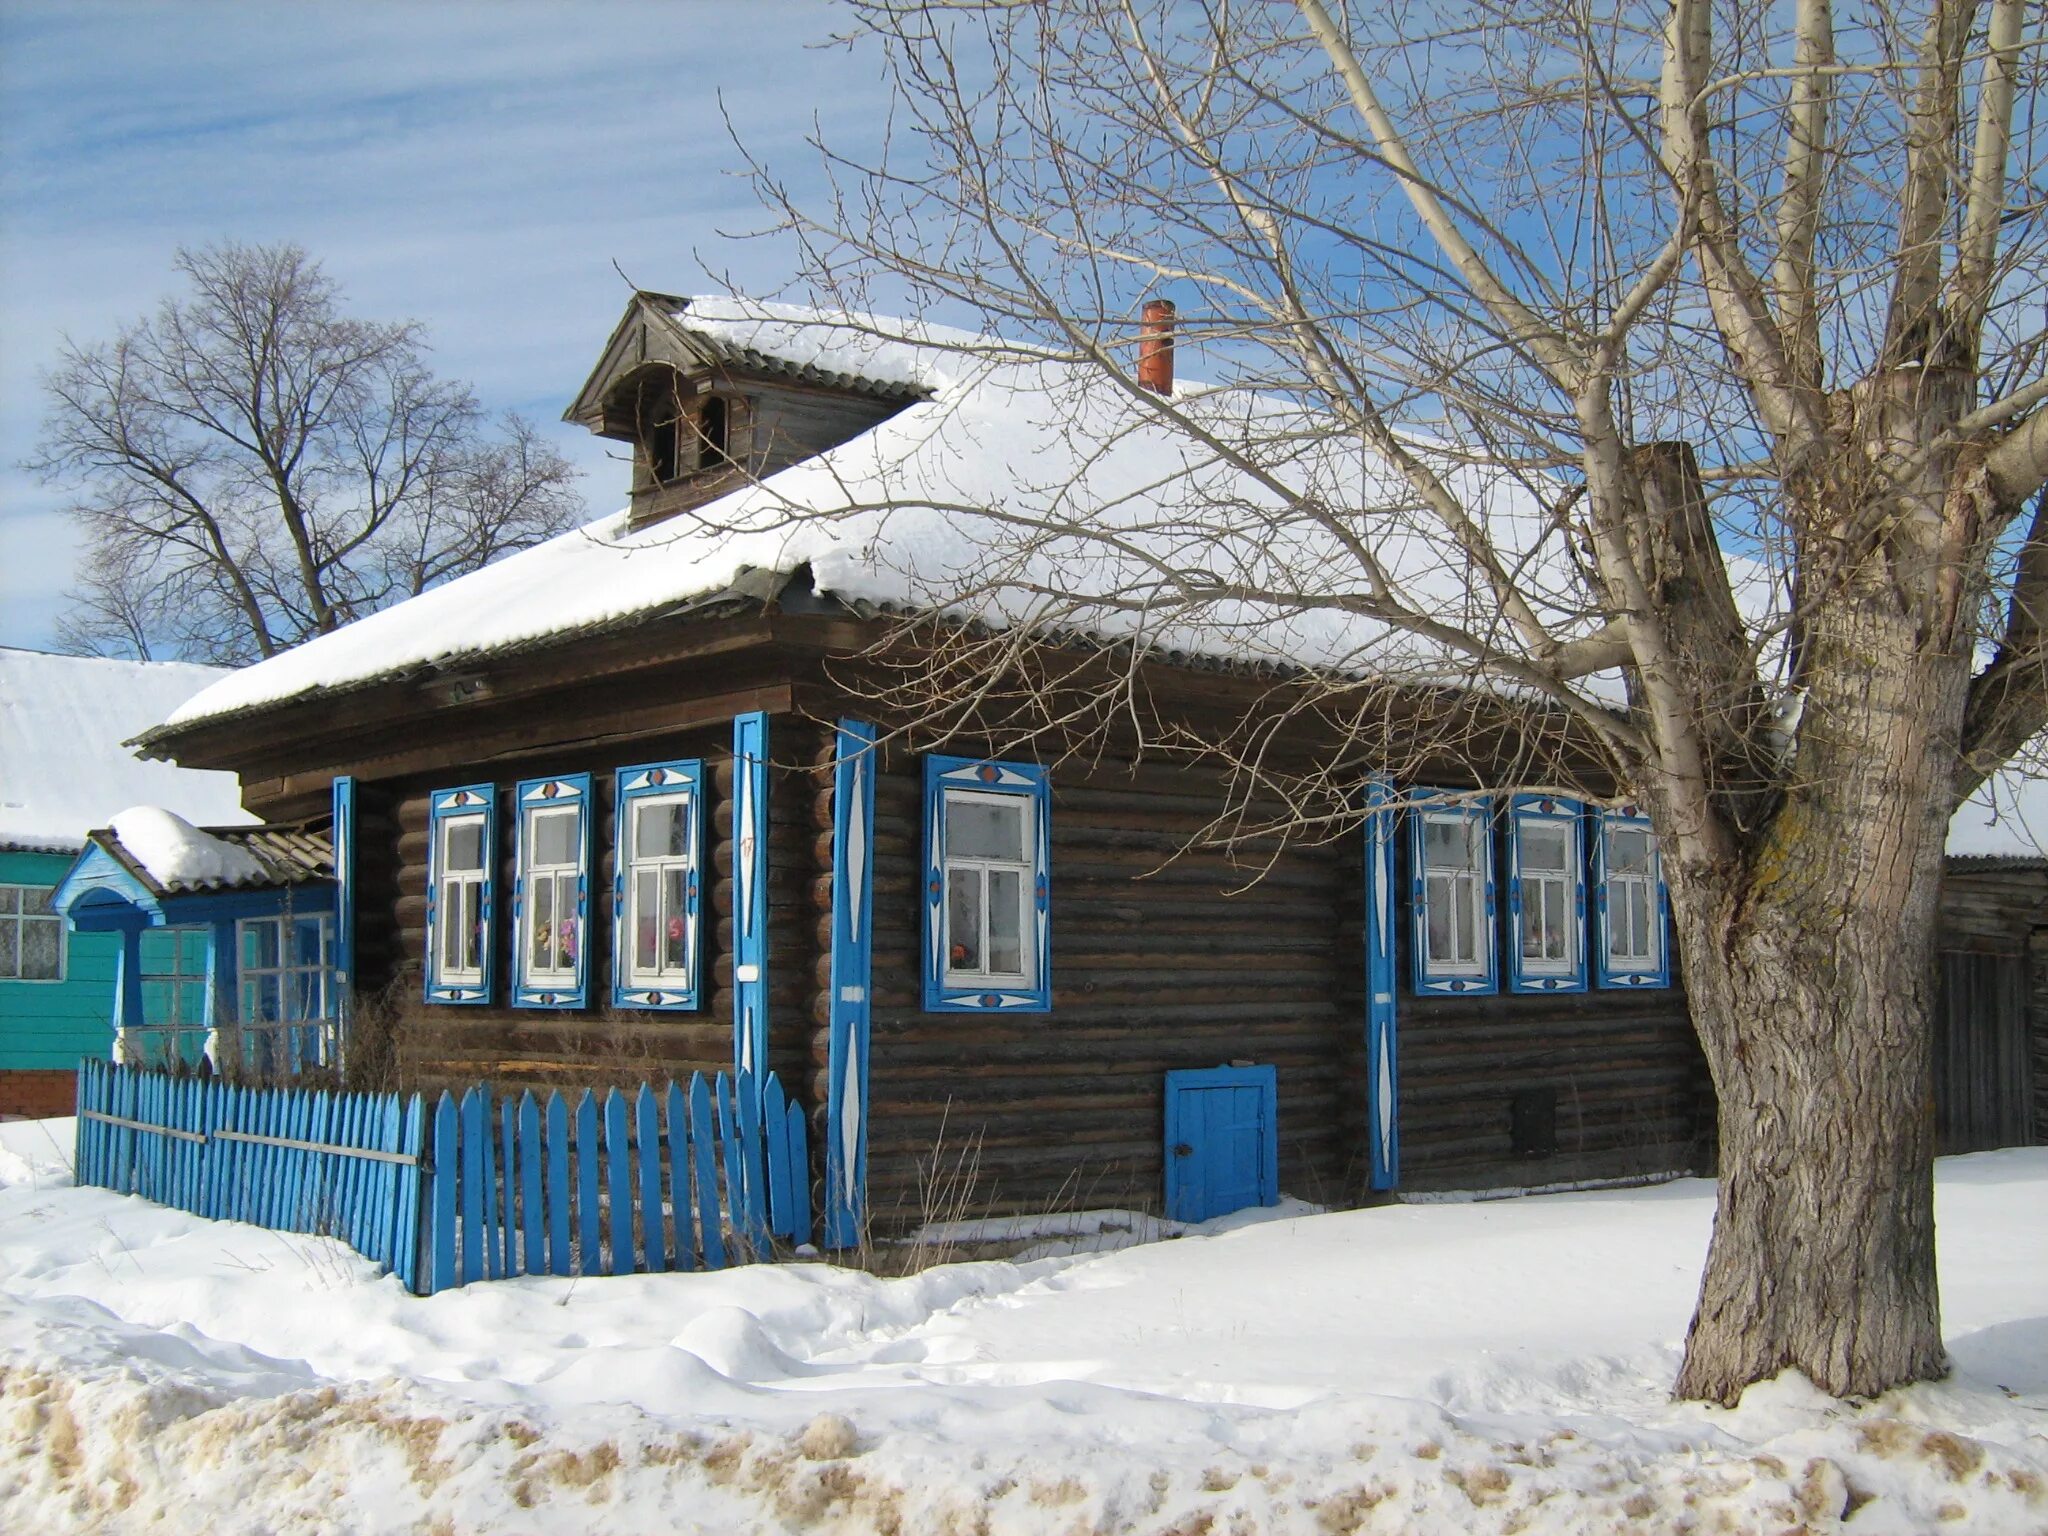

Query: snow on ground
1;1119;2042;1534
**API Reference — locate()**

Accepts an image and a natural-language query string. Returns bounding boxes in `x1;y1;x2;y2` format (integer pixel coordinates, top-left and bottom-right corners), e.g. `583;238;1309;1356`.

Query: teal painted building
0;648;246;1115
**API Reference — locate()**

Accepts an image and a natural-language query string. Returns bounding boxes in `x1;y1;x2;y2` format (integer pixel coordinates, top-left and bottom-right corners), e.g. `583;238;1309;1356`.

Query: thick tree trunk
1673;895;1947;1402
1666;510;1967;1400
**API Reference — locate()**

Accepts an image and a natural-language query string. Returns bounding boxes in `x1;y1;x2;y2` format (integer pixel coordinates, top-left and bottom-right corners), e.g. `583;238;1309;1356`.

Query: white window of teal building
0;882;63;981
237;913;337;1070
138;926;211;1067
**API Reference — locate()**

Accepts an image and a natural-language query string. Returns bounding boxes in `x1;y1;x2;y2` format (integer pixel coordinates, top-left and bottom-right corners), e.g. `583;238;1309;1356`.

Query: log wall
808;740;1360;1225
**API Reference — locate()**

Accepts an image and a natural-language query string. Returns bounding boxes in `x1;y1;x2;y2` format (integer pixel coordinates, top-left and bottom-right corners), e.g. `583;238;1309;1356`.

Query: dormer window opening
698;395;730;469
634;372;685;485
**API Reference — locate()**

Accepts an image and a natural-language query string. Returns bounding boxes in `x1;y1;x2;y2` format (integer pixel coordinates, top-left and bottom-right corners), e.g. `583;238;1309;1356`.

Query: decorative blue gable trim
510;773;592;1009
1505;792;1588;995
1407;789;1498;996
1362;774;1400;1190
1594;802;1672;989
824;719;877;1248
610;760;705;1012
921;754;1052;1013
426;784;496;1006
732;713;771;1078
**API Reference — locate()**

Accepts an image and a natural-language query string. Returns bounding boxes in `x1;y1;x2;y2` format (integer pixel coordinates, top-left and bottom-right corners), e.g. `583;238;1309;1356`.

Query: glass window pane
635;800;690;859
948;797;1024;861
141;930;175;972
0;887;19;914
987;868;1024;975
1611;829;1649;874
1522;825;1568;872
661;868;688;972
532;808;577;867
556;877;579;968
180;929;209;971
634;869;659;971
531;877;555;970
459;882;483;972
446;818;484;873
293;917;324;967
22;918;59;979
947;870;983;972
244;920;280;971
23;886;53;916
1423;816;1474;871
177;981;206;1026
1425;873;1453;962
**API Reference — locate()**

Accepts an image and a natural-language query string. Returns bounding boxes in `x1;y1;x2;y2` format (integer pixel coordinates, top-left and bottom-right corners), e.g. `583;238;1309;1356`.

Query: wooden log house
135;295;1727;1236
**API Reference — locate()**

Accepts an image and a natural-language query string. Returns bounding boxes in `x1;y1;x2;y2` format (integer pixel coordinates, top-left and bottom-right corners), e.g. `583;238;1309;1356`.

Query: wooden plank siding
1933;861;2048;1151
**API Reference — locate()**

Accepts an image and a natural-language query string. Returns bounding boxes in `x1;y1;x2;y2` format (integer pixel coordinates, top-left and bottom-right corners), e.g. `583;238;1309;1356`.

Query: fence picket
691;1073;724;1271
737;1073;769;1257
574;1090;600;1275
518;1093;544;1276
604;1089;634;1275
429;1092;458;1293
635;1084;666;1274
498;1096;518;1276
458;1088;485;1285
763;1073;792;1240
398;1095;426;1292
544;1093;570;1277
665;1081;695;1272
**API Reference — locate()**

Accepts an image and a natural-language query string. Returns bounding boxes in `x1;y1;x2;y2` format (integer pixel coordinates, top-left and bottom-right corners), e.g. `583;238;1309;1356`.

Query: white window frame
1596;806;1670;987
618;781;702;1001
236;913;335;1026
520;803;583;987
0;882;64;983
923;756;1052;1012
940;787;1037;989
1506;795;1587;992
433;807;490;989
1408;792;1497;995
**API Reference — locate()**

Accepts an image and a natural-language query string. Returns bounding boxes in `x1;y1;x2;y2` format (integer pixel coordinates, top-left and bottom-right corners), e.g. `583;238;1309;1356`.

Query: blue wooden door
1164;1065;1278;1223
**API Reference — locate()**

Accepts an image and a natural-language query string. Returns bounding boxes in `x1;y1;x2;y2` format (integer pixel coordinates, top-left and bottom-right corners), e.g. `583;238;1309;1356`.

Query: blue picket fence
72;1061;812;1296
73;1057;426;1288
421;1069;810;1293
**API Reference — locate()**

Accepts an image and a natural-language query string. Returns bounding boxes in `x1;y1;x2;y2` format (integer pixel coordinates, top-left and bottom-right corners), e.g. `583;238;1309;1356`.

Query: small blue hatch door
1164;1064;1279;1223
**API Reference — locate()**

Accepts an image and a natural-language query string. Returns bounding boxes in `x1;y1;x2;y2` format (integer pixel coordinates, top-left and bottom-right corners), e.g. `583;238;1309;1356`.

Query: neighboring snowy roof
160;297;1593;735
98;807;330;895
1946;766;2048;859
0;648;252;851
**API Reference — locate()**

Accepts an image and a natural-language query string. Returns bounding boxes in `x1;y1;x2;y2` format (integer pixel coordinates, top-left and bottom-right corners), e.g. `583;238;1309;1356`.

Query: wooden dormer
565;293;924;532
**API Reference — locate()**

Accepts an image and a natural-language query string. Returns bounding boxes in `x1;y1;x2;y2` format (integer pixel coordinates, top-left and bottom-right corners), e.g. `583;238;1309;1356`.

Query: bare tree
739;0;2048;1402
31;242;585;664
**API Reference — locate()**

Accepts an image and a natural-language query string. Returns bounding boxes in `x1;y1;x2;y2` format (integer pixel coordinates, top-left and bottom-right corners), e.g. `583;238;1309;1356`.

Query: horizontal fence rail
72;1061;812;1297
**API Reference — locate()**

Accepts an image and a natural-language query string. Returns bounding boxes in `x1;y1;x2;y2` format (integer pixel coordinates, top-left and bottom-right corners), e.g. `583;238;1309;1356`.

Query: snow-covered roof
160;297;1590;734
0;648;251;852
97;807;330;895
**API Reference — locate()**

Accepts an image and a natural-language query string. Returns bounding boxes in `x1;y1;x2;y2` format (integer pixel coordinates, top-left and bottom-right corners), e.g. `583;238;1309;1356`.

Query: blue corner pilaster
1363;774;1400;1190
824;719;877;1248
732;713;771;1085
332;776;357;1045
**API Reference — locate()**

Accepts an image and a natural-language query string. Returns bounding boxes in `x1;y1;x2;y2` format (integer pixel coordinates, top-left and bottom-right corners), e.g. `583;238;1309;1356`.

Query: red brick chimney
1137;298;1176;395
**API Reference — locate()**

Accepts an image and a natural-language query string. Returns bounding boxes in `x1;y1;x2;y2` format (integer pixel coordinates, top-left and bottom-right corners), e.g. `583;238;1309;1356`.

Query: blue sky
0;0;887;652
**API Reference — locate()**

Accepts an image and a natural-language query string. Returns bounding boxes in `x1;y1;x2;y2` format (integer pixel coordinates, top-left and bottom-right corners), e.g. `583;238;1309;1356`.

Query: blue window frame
1506;794;1588;993
1595;804;1670;988
1408;790;1497;995
612;760;705;1010
512;774;592;1008
922;755;1051;1012
426;784;496;1004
